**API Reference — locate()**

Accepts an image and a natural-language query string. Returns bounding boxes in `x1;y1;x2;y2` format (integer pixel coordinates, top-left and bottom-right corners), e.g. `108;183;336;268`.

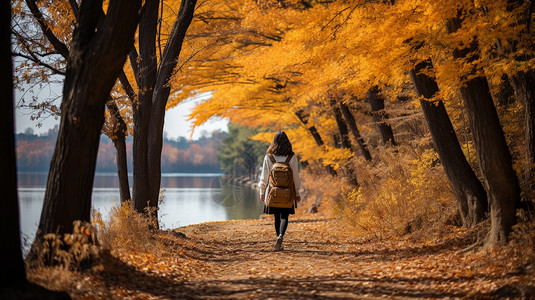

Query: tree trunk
409;60;488;227
147;0;197;212
295;110;326;147
0;3;26;288
368;87;397;146
295;110;337;176
340;102;372;161
447;17;521;245
2;10;70;295
495;74;515;107
106;102;131;203
506;0;535;190
38;0;141;235
330;98;358;186
132;0;159;214
331;99;353;151
510;70;535;186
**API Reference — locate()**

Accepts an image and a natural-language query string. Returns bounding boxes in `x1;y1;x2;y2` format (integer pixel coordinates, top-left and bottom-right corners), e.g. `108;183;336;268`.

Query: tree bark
132;0;159;214
505;0;535;207
409;60;488;227
38;0;141;235
106;101;131;203
495;74;515;107
295;110;325;147
340;102;372;161
295;110;337;175
447;17;521;245
368;87;397;146
330;97;358;186
0;3;26;288
147;0;197;212
510;69;535;187
331;99;353;151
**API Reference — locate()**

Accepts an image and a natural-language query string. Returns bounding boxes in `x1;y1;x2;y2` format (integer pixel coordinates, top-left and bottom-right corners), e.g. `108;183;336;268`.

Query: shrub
333;146;456;238
26;220;99;271
94;200;156;254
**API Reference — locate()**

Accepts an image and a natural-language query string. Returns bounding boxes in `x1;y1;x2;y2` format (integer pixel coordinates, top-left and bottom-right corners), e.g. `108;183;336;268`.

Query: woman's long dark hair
266;131;294;156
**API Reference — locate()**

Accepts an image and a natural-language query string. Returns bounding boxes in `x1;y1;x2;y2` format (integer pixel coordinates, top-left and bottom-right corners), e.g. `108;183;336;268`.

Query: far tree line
15;126;225;173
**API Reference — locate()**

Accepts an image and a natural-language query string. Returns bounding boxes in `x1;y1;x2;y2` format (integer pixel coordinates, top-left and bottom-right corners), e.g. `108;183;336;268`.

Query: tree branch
68;0;79;20
119;70;137;104
24;0;70;59
12;51;65;75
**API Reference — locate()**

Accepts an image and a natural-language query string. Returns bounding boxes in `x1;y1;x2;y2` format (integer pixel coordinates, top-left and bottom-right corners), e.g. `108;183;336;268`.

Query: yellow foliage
334;147;456;238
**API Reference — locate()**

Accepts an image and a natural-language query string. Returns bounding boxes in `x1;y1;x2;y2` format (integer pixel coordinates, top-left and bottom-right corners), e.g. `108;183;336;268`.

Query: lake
17;172;263;245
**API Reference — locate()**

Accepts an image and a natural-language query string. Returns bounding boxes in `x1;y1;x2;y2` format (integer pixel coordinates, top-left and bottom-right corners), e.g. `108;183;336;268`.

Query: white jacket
258;154;302;199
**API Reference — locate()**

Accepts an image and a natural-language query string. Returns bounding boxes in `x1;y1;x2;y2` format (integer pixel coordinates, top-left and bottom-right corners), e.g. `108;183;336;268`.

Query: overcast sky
15;86;228;140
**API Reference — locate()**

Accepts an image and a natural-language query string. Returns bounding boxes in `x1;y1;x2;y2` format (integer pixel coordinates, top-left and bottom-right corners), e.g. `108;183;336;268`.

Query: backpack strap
284;153;293;164
268;154;276;164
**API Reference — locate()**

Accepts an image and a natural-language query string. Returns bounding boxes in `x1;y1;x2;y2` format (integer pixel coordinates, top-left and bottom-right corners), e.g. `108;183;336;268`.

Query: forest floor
36;213;534;299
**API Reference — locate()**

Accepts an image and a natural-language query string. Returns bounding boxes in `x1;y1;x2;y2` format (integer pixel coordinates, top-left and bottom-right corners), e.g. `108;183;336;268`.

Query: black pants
274;213;289;237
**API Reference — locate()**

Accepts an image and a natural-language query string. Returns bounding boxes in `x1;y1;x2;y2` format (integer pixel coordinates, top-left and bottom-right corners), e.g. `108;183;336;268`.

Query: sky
15;86;229;140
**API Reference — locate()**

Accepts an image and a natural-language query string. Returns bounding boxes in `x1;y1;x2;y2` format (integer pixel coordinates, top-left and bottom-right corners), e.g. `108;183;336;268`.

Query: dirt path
70;215;533;299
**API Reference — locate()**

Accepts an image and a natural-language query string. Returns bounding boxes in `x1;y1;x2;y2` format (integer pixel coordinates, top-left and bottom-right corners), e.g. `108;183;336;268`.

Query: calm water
17;172;263;243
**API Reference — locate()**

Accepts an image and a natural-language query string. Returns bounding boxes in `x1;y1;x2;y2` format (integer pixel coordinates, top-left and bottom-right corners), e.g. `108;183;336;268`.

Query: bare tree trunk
368;87;397;146
340;102;372;161
147;0;197;211
447;16;521;245
106;102;131;202
1;3;26;288
38;0;141;235
409;60;488;227
510;70;535;187
132;0;159;214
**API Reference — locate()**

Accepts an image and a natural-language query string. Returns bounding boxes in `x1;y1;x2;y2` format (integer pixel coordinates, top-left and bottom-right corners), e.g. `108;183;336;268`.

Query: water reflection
17;172;263;246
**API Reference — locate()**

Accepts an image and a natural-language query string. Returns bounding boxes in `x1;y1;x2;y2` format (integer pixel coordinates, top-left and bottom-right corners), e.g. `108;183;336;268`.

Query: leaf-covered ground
65;215;534;299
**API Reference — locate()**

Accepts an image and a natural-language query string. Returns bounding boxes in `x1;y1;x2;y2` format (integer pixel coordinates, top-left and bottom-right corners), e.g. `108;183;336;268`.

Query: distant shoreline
17;171;225;177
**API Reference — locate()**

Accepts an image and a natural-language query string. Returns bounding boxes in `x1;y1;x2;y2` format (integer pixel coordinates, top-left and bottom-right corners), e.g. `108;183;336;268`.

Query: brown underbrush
94;200;158;254
25;220;100;294
301;146;457;241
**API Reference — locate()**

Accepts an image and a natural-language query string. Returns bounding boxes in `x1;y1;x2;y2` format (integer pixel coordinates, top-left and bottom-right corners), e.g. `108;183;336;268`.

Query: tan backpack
266;154;296;208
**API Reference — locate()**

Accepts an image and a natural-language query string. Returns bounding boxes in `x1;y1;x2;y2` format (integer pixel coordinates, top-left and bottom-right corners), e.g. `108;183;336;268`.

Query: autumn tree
13;0;135;204
128;0;197;222
446;7;521;245
187;0;533;238
505;0;535;186
409;59;488;227
36;0;141;235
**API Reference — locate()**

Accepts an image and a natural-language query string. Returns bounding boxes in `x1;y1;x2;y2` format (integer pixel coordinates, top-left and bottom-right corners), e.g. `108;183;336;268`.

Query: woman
258;131;301;251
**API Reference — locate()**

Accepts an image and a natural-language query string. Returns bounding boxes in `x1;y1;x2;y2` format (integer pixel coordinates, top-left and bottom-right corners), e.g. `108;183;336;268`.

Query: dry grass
26;201;161;293
302;146;457;240
93;200;162;256
25;220;99;293
509;210;535;268
26;220;99;271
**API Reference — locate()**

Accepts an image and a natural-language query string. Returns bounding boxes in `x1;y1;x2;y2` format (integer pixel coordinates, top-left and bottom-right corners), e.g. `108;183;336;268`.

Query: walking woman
258;131;301;251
